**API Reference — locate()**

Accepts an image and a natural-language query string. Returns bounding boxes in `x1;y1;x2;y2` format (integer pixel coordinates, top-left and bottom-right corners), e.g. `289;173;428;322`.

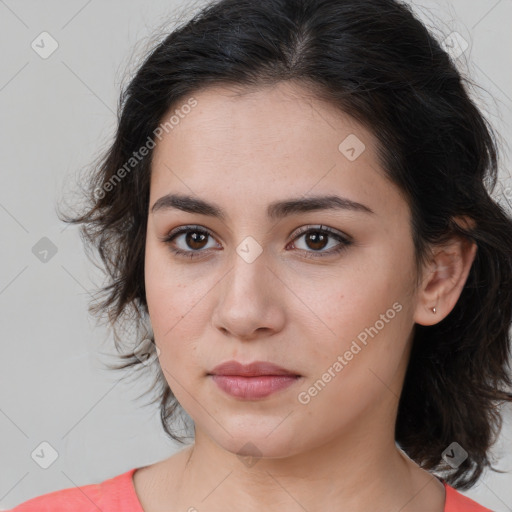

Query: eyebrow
150;193;375;220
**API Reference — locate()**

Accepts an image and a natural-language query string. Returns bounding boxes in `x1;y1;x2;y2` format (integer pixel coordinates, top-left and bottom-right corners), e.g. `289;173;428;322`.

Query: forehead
149;81;408;224
155;81;368;153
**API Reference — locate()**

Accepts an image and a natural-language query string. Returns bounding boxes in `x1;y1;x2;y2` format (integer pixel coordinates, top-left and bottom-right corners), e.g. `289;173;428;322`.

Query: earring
432;306;437;314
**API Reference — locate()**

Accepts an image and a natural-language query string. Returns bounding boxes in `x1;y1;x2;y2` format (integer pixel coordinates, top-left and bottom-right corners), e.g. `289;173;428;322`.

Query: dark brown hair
58;0;512;489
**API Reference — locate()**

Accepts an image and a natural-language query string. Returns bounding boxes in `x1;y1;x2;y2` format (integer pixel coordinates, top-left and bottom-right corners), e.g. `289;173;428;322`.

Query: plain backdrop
1;0;511;510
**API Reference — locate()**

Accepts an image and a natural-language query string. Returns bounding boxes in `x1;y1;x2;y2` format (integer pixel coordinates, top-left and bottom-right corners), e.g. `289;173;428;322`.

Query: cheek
145;238;192;324
145;243;183;351
144;243;213;369
311;255;413;364
295;285;410;415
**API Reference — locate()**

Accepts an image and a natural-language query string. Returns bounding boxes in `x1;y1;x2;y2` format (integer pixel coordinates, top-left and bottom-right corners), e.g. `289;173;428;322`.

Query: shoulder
8;468;141;512
443;482;493;512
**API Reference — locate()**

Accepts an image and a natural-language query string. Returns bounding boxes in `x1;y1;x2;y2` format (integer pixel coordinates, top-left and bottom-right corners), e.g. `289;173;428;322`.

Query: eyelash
161;224;352;260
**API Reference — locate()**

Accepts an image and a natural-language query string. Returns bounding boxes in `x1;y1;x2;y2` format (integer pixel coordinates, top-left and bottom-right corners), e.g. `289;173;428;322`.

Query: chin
213;428;307;463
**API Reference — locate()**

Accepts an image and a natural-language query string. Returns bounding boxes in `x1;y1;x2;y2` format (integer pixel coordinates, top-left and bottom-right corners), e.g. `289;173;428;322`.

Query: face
144;81;420;459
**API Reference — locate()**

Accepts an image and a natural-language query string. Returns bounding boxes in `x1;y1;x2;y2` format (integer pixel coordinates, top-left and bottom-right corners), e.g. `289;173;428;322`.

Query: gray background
1;0;511;509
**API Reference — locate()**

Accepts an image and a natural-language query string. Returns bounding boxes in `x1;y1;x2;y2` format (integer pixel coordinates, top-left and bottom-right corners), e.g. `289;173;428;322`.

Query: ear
413;216;478;326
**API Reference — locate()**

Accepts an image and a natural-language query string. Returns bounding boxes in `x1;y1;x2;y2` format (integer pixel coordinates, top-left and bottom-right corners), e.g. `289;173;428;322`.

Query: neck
165;422;441;512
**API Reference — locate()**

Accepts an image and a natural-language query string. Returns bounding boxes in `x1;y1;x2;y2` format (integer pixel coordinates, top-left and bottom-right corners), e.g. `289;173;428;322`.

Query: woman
12;0;512;510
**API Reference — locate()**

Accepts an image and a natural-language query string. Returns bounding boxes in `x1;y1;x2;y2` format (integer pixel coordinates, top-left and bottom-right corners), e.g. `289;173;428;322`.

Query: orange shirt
8;467;493;511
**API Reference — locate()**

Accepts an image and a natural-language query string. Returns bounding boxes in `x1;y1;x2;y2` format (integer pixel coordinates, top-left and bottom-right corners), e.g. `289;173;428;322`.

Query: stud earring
432;306;437;314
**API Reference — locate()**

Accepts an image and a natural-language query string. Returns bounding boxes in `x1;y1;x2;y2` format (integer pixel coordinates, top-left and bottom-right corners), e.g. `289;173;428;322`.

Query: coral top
9;467;493;511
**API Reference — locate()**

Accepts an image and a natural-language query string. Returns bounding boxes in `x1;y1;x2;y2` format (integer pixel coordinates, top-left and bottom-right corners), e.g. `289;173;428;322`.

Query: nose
210;247;286;341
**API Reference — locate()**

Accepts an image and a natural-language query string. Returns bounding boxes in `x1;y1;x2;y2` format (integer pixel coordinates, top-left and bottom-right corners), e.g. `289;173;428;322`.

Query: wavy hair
58;0;512;489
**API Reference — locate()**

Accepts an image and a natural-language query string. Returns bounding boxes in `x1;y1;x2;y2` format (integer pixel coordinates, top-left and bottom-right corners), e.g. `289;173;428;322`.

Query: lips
208;360;300;377
207;360;302;399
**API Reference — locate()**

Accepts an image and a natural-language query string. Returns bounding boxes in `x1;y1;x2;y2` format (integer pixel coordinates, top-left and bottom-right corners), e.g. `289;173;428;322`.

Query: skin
136;81;477;512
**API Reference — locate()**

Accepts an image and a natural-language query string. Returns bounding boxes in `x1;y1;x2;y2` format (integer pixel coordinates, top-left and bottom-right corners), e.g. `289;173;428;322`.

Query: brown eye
304;231;329;251
288;225;352;259
184;230;209;250
162;226;220;259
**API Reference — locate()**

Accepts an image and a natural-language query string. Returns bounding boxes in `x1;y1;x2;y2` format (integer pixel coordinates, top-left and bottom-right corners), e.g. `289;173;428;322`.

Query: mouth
207;360;302;400
208;360;301;377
